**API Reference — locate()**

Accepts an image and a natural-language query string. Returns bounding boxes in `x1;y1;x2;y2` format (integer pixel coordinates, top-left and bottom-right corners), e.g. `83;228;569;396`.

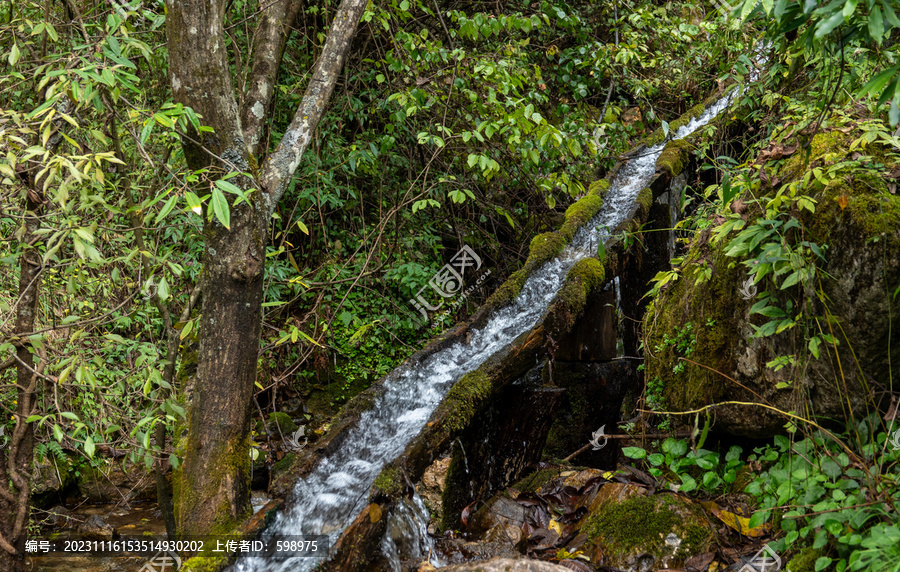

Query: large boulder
644;129;900;437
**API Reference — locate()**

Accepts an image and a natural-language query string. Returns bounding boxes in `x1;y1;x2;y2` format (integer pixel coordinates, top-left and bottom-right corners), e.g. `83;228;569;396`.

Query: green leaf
140;120;154;144
184;191;203;214
211;187;230;229
869;5;885;41
8;43;20;66
808;336;821;358
296;220;309;235
882;0;900;27
622;446;647;459
60;411;79;421
53;424;64;442
157;277;170;301
815;557;833;572
84;435;95;458
179;319;194;340
748;510;770;528
815;10;845;37
154;195;178;224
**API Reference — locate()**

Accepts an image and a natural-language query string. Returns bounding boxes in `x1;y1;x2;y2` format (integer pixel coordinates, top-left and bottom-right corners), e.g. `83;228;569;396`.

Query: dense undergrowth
632;3;900;570
0;0;748;486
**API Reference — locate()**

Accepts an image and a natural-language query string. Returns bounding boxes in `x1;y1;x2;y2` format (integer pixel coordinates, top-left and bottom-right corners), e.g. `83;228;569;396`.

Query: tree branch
259;0;368;215
240;0;304;157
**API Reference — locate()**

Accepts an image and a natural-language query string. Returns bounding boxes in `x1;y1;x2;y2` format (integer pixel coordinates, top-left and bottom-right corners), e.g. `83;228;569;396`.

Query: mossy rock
437;370;493;433
560;194;604;241
547;258;606;336
644;120;898;437
510;468;559;493
372;465;404;499
656;139;695;178
786;547;827;572
180;555;231;572
589;178;611;197
267;412;298;435
583;493;713;568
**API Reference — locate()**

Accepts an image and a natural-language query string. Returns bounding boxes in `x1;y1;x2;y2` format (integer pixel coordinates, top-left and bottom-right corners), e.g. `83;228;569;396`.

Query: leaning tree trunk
0;194;43;572
165;0;367;536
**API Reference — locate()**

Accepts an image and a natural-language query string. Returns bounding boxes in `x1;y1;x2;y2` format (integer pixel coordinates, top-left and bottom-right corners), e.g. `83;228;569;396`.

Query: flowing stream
231;88;742;572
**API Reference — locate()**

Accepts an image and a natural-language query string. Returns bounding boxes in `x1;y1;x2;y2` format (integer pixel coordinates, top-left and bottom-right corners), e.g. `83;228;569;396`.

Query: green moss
270;453;295;480
780;130;847;179
526;232;567;265
636;187;654;215
646;242;744;412
440;370;493;433
549;258;606;335
180;555;232;572
485;268;528;308
642;103;708;147
589;178;611;197
846;177;900;240
267;412;297;435
656;139;694;177
511;468;559;492
485;232;567;310
560;195;604;241
786;547;826;572
814;171;900;251
373;466;403;498
440;450;468;531
558;258;606;309
584;494;711;560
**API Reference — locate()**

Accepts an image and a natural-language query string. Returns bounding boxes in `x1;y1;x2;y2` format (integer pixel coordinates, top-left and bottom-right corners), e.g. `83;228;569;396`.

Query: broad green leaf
155;195;178;223
211;187;231;228
815;10;845;37
869;5;885;41
179;319;194;340
157;277;170;301
84;435;95;458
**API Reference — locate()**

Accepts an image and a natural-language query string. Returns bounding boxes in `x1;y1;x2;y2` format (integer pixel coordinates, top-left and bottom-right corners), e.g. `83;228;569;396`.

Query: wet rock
468;495;526;536
645;132;900;437
439;557;571;571
484;523;527;552
441;375;564;530
42;505;75;528
582;492;713;570
433;538;524;566
31;457;74;507
77;462;156;503
418;456;451;531
77;514;115;540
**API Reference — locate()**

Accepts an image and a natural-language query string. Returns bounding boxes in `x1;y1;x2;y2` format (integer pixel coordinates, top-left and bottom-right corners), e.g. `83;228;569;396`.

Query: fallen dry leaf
701;501;770;537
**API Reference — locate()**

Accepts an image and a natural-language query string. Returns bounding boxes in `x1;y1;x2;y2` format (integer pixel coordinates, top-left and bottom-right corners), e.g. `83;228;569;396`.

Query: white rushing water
231;91;739;572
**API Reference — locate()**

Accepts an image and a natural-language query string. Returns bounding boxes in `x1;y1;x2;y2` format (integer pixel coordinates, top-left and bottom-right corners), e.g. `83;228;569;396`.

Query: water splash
231;88;741;572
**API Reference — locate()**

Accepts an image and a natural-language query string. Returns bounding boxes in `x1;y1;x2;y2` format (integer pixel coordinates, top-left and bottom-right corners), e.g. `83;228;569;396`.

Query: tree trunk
0;195;43;572
165;0;367;536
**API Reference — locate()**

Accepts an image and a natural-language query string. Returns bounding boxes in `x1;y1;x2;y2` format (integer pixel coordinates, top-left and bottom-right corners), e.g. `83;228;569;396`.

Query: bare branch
240;0;304;156
259;0;368;215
